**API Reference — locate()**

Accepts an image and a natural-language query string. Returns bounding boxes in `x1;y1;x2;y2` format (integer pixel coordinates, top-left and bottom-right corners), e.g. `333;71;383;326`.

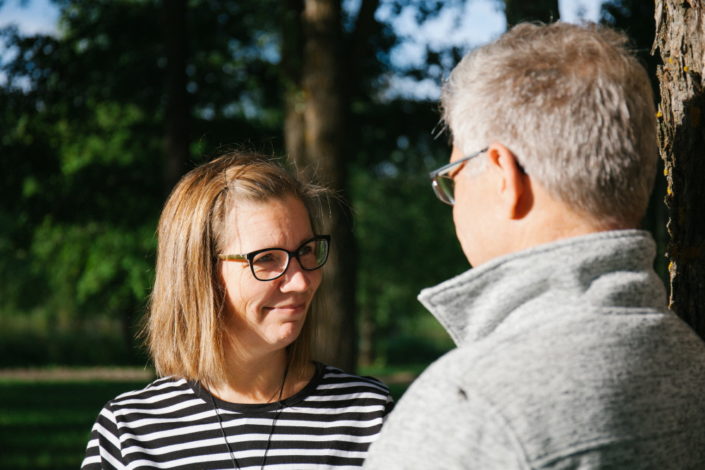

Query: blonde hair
442;22;657;227
145;152;328;385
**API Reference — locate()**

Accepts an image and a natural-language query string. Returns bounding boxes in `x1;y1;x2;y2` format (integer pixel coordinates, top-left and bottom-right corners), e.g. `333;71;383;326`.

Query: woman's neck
208;349;289;404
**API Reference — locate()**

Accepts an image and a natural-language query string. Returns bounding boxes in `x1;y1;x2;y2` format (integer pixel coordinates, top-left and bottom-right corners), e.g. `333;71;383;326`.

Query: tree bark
653;0;705;339
162;0;189;194
282;0;306;168
282;0;358;371
504;0;560;26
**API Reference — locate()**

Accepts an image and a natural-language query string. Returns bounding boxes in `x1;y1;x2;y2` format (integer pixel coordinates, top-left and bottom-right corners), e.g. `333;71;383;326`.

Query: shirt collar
418;230;666;346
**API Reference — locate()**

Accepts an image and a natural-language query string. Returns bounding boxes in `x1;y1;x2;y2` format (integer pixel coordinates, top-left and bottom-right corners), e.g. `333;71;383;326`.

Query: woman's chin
269;323;304;348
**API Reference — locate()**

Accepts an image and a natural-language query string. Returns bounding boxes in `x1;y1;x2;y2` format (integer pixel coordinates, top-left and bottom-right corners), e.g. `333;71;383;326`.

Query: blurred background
0;0;661;468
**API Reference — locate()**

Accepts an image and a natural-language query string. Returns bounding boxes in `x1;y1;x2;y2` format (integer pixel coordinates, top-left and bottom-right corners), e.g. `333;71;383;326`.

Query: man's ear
485;143;529;219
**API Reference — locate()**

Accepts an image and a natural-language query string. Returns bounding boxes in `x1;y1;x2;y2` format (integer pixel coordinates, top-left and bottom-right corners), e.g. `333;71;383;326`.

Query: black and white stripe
82;363;393;469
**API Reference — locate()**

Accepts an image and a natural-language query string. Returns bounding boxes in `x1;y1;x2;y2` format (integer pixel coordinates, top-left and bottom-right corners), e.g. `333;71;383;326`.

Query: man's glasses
219;235;331;281
429;147;488;205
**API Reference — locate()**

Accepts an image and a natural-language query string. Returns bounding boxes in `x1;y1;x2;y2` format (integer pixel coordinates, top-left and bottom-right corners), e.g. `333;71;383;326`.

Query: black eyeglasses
219;235;331;281
429;147;488;205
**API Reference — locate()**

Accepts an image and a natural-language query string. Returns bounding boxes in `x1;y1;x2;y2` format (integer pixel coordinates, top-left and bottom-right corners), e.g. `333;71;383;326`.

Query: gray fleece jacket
364;230;705;469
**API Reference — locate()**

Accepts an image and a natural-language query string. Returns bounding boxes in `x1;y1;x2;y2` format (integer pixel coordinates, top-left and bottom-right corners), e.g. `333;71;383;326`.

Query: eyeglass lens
250;238;328;281
432;176;455;205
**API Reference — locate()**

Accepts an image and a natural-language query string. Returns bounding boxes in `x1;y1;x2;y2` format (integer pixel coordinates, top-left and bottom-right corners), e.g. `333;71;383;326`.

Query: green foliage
350;98;467;364
0;0;466;368
0;88;160;342
0;0;286;363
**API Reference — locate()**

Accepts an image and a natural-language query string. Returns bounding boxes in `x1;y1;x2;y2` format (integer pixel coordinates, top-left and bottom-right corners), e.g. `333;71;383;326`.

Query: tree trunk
282;0;307;168
504;0;560;26
282;0;358;371
162;0;189;194
653;0;705;339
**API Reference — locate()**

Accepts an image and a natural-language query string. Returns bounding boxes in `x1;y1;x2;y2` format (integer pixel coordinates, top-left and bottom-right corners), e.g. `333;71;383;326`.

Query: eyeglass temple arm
218;254;248;262
218;236;330;263
428;147;489;178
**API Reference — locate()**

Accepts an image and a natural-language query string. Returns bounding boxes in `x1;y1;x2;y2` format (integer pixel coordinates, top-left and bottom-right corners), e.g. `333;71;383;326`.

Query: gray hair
441;22;657;227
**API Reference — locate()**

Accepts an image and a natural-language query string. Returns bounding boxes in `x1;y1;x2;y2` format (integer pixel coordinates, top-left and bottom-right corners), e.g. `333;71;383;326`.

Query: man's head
439;22;657;265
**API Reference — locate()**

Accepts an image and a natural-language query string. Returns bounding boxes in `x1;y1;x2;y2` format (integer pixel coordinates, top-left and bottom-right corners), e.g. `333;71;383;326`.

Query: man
363;22;705;469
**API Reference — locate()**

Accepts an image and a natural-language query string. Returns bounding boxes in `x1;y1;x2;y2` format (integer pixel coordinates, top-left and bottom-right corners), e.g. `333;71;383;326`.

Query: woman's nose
279;258;312;291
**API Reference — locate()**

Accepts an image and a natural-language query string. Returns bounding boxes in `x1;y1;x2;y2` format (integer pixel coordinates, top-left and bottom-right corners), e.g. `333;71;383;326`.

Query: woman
82;152;393;469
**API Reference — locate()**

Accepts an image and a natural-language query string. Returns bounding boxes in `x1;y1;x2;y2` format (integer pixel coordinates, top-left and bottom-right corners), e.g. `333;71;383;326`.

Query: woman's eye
298;245;314;256
253;252;277;265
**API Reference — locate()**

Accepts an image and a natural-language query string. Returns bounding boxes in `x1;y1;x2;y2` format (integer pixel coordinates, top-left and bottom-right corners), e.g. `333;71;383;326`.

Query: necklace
209;363;290;470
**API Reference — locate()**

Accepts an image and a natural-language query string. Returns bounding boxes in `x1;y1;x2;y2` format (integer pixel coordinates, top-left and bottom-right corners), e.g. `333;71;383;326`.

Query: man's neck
474;197;632;268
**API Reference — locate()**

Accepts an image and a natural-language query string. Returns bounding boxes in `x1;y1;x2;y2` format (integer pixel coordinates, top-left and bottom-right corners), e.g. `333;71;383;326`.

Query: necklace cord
261;363;290;467
209;391;239;469
208;361;291;470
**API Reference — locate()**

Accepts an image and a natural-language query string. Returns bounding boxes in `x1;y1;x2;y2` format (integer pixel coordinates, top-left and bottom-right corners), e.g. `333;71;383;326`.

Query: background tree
0;0;286;364
281;0;358;371
0;0;462;369
653;0;705;339
280;0;474;370
7;0;653;371
162;0;190;193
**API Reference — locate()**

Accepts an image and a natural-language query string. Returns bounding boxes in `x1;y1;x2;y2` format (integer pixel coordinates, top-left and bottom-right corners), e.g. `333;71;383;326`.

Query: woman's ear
485;143;529;219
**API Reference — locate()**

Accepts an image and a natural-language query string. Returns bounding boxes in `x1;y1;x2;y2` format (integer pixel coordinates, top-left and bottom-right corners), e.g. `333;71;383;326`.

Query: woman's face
219;195;322;358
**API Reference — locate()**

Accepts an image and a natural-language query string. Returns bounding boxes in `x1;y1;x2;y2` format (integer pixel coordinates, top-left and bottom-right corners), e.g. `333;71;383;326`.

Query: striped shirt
81;363;393;469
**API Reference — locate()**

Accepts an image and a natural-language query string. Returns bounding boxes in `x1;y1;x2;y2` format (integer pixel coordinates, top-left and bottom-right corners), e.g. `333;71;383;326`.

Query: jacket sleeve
363;359;529;470
81;403;127;470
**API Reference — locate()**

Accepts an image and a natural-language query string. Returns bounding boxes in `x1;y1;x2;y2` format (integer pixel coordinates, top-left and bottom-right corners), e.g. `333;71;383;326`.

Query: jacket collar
418;230;666;346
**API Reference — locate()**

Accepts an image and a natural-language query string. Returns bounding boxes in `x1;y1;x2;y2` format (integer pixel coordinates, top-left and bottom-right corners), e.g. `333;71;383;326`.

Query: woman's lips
265;303;306;315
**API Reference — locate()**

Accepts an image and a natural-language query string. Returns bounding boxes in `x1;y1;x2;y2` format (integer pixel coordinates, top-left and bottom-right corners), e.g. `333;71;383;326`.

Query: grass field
0;380;149;470
0;369;411;469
